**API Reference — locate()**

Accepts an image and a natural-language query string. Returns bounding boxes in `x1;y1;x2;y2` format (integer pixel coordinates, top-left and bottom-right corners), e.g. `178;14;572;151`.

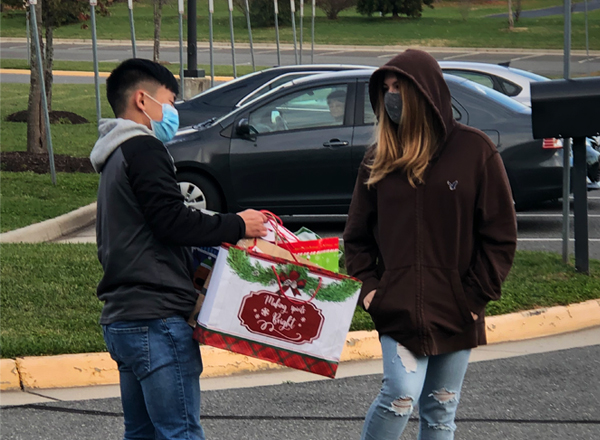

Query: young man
90;58;267;440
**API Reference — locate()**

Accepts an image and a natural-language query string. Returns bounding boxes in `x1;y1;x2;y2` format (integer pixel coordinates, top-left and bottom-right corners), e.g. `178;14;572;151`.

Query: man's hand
471;312;478;321
238;210;268;238
363;290;376;310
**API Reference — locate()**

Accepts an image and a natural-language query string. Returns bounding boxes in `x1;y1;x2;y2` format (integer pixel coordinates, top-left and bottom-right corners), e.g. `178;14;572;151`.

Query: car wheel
177;172;224;212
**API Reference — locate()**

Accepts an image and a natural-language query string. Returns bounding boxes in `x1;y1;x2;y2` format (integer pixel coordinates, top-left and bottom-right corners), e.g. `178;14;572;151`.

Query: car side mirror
236;118;251;136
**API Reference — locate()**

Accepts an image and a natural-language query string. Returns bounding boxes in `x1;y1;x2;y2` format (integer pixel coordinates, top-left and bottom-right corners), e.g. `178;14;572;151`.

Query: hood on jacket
369;49;455;143
90;118;154;172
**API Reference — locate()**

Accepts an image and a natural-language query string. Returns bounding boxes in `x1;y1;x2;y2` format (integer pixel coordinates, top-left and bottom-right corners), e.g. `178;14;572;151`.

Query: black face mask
384;91;402;124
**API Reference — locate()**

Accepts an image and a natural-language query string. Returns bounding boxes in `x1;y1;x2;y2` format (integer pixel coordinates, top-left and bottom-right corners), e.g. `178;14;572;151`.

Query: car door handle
323;139;349;148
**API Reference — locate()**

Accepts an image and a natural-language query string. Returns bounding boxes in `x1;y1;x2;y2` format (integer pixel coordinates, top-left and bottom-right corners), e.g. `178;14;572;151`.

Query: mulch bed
6;110;89;125
1;151;95;174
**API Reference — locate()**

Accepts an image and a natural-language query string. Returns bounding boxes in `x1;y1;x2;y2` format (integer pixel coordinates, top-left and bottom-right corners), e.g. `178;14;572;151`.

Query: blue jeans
361;335;471;440
103;316;205;440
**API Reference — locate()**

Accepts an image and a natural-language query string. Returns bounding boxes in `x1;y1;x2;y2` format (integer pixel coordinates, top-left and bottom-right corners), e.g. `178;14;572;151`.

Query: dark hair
327;90;346;104
106;58;179;117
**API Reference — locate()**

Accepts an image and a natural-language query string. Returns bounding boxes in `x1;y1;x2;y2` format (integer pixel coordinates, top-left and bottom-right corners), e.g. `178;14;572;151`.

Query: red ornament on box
238;290;324;345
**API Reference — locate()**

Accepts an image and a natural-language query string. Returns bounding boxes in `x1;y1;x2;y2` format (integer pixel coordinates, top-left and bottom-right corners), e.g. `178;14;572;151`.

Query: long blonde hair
367;75;442;188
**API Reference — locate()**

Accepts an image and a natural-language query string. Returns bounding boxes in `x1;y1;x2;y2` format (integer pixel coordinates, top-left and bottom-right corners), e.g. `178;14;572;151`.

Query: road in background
2;40;600;78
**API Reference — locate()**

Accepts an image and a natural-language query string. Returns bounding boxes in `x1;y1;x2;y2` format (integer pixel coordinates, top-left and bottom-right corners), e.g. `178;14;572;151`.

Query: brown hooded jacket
343;50;517;356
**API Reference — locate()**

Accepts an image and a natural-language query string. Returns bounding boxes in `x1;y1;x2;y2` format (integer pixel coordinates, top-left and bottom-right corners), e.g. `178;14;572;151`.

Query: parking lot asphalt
58;194;600;260
2;334;599;440
2;40;599;79
280;194;600;260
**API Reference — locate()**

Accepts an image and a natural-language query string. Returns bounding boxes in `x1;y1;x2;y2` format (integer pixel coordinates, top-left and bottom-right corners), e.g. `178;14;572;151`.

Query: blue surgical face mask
143;93;179;143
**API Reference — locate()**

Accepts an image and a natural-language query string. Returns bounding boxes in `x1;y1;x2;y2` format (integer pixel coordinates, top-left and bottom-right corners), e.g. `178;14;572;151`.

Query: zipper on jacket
415;185;430;356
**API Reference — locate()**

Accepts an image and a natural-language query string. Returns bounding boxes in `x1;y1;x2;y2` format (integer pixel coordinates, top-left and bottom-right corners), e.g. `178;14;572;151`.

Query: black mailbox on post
531;76;600;274
531;77;600;139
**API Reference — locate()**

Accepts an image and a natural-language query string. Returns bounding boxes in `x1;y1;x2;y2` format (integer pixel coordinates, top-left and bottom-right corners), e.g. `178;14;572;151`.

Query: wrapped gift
279;237;340;273
193;244;361;378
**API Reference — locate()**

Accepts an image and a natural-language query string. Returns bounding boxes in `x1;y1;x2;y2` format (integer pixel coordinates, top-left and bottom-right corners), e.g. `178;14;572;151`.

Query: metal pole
572;137;589;274
299;0;303;64
209;0;215;87
29;1;56;185
90;0;101;130
128;0;137;58
290;0;298;64
228;0;237;78
26;9;30;67
311;0;315;64
178;0;185;99
584;0;590;75
244;0;256;71
186;0;198;76
561;0;572;264
274;0;281;66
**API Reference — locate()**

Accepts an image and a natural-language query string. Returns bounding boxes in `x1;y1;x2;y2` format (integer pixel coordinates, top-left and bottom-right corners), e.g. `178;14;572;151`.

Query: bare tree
154;0;163;62
26;1;47;154
507;0;514;29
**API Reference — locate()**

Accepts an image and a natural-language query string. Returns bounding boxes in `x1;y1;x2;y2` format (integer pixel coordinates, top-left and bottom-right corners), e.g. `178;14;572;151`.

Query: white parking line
256;50;277;54
377;53;398;59
510;54;542;62
578;56;600;64
316;50;349;56
442;52;478;60
518;238;600;242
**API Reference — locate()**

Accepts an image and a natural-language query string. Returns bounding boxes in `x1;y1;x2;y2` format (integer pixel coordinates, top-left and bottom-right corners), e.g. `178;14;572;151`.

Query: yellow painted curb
0;359;21;391
0;68;234;82
486;298;600;344
3;299;599;390
16;353;119;390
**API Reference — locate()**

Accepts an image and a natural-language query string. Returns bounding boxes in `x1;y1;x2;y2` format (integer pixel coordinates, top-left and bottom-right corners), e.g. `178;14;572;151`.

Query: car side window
446;70;495;90
364;83;377;125
248;84;348;134
498;78;522;97
240;73;317;106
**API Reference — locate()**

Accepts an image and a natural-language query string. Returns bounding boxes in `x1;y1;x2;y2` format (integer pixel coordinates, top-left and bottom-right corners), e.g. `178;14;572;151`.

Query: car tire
177;171;224;213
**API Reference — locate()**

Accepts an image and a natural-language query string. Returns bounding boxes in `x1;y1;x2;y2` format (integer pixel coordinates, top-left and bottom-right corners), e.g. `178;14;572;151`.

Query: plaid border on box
194;326;338;378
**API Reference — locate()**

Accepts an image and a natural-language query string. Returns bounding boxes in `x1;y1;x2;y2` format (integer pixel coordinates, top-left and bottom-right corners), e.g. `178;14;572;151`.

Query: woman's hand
363;290;376;310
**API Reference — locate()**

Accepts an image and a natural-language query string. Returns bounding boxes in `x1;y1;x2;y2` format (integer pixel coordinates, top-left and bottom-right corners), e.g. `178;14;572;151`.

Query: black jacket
91;118;245;324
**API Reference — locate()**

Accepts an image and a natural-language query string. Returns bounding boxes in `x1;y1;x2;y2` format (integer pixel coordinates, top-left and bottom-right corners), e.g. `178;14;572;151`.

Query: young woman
343;50;517;440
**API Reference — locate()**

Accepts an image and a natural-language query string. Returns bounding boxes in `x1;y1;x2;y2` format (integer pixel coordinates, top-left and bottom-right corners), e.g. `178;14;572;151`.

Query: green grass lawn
1;83;111;157
0;59;263;77
1;244;598;358
0;172;99;233
1;0;598;49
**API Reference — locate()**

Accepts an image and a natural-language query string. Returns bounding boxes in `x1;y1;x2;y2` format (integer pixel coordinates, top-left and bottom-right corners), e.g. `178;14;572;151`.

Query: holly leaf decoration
227;247;361;303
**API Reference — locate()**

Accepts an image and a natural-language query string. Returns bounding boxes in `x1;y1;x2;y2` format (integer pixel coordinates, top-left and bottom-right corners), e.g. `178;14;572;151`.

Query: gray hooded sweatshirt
92;119;245;324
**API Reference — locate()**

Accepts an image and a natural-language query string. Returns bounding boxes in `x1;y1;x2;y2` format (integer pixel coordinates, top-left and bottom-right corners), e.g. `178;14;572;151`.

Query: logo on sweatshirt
447;180;458;191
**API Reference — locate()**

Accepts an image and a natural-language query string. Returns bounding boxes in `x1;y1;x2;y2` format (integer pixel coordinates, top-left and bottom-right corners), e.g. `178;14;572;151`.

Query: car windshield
448;76;531;114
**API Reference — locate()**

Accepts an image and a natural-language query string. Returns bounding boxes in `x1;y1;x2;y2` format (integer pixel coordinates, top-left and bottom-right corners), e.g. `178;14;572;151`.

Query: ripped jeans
361;335;471;440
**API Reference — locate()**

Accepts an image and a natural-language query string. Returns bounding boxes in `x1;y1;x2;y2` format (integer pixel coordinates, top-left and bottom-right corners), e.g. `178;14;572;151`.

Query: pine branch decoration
227;247;361;303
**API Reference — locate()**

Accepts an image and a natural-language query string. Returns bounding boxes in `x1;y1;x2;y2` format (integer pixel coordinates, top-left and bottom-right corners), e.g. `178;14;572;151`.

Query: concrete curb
0;68;234;82
2;37;600;56
3;299;599;391
0;202;97;244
